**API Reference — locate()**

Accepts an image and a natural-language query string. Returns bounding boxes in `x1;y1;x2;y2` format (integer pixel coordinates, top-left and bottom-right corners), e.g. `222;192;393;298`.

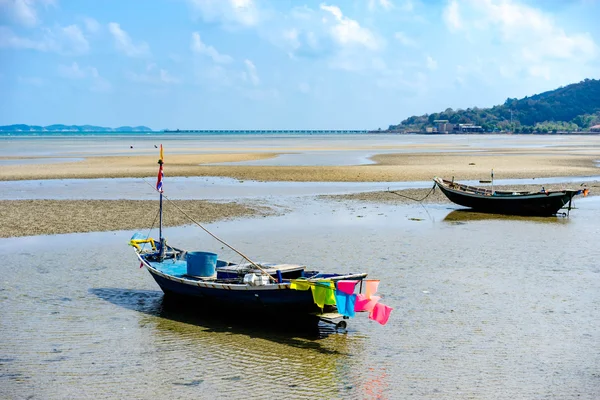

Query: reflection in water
443;209;571;224
89;288;364;398
90;287;343;345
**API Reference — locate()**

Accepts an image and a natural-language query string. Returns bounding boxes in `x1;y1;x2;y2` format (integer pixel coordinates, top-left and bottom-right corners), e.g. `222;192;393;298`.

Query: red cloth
354;294;381;312
369;303;393;325
337;280;359;295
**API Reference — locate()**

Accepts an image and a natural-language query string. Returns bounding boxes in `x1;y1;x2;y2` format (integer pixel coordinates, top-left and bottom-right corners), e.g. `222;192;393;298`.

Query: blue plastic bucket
186;251;218;277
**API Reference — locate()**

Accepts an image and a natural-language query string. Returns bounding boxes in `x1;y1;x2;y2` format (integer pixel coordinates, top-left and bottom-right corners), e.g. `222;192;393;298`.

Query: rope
140;207;160;252
386;183;436;202
140;178;277;282
386;183;437;220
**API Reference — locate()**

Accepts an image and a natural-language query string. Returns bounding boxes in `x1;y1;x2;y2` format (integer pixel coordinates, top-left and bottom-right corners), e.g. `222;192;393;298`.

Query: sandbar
0;199;273;238
1;151;598;182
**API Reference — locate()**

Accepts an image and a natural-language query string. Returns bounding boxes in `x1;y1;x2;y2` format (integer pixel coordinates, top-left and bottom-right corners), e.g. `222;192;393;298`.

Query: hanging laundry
335;290;356;318
369;302;393;325
354;293;381;312
336;280;359;295
290;279;311;291
365;280;380;298
311;280;336;309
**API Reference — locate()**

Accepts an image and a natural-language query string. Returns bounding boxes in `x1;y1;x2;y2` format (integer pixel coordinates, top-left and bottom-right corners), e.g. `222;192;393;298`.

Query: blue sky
1;0;599;130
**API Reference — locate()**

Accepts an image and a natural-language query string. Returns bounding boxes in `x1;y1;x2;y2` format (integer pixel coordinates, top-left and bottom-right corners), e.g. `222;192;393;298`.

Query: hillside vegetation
389;78;600;133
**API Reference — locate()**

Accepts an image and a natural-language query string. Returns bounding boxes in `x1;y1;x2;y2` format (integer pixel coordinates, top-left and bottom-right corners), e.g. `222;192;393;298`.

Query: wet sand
0;199;273;238
1;152;598;182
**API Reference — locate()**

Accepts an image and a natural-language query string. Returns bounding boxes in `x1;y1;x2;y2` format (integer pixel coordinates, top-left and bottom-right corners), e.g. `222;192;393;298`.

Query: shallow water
1;175;598;201
2;196;600;399
2;133;599;159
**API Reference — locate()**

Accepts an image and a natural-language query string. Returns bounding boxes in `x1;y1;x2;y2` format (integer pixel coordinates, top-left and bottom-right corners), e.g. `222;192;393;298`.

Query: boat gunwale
136;251;368;291
434;177;576;200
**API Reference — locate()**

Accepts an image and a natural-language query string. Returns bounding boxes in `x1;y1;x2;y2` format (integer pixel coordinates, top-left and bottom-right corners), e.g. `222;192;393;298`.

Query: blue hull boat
133;243;368;316
129;145;382;329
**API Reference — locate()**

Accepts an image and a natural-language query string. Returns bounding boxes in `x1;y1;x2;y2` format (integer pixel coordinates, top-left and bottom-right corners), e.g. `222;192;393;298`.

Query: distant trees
387;79;600;133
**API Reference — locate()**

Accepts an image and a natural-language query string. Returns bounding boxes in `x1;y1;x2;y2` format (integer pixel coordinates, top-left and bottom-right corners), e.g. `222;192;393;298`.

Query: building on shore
590;124;600;132
433;120;453;133
454;123;484;133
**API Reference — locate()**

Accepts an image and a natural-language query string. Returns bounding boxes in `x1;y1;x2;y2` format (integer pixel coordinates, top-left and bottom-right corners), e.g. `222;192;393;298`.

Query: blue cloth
335;290;356;318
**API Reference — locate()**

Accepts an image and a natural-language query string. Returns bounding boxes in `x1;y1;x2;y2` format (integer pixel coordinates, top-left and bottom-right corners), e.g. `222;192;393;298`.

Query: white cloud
61;24;89;53
0;24;89;54
58;62;87;79
0;0;55;27
394;31;417;47
443;0;598;80
191;32;233;63
128;63;181;85
108;22;150;57
528;65;552;80
83;17;101;34
243;59;259;85
0;26;47;50
298;82;310;93
187;0;260;27
320;3;380;50
368;0;393;11
58;62;111;92
443;0;461;31
426;55;437;71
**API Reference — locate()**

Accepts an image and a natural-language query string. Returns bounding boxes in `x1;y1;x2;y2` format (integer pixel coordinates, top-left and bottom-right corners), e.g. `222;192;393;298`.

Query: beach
1;146;598;183
1;134;599;237
2;133;600;399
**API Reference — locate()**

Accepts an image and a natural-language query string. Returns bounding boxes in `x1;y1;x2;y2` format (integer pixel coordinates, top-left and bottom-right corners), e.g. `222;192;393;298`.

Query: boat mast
159;188;163;241
157;145;165;260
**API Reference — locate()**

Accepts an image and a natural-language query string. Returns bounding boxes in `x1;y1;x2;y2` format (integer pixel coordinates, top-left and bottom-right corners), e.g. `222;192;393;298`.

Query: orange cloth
365;280;380;298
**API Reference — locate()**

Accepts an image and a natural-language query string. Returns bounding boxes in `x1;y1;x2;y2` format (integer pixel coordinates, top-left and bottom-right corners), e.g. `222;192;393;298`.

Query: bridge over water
162;129;371;134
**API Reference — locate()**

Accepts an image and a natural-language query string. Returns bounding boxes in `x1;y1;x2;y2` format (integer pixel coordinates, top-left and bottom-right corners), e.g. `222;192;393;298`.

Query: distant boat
129;145;392;329
433;177;588;216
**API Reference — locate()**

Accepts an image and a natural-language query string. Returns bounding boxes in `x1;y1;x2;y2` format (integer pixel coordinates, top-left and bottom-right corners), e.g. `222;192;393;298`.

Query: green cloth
311;280;336;309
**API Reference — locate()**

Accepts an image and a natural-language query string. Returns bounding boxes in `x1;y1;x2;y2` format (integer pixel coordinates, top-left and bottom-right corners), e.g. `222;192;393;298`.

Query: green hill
389;78;600;133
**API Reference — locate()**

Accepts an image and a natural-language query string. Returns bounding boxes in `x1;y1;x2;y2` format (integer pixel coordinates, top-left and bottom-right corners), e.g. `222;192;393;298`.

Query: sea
1;133;600;399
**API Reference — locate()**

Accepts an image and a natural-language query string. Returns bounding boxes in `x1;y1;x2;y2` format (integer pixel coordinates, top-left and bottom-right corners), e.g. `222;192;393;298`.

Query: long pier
162;129;371;134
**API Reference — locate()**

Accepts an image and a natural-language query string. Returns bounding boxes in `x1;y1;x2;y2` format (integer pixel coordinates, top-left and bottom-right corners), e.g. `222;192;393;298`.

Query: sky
1;0;599;130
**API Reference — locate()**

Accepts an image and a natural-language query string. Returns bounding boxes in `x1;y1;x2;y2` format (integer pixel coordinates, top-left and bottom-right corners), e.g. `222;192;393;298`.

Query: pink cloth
369;302;393;325
336;280;359;295
365;280;380;298
354;294;381;312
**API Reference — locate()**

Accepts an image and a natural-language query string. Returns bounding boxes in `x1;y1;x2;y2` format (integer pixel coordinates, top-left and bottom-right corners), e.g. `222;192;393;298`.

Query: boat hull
147;267;319;313
435;179;577;216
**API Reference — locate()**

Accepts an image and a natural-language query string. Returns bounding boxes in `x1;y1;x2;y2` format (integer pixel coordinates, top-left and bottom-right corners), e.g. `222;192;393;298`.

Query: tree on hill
389;79;600;133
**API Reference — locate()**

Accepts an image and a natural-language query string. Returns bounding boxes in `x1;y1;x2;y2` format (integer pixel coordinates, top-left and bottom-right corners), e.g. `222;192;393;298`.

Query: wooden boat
433;177;588;216
129;146;390;329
